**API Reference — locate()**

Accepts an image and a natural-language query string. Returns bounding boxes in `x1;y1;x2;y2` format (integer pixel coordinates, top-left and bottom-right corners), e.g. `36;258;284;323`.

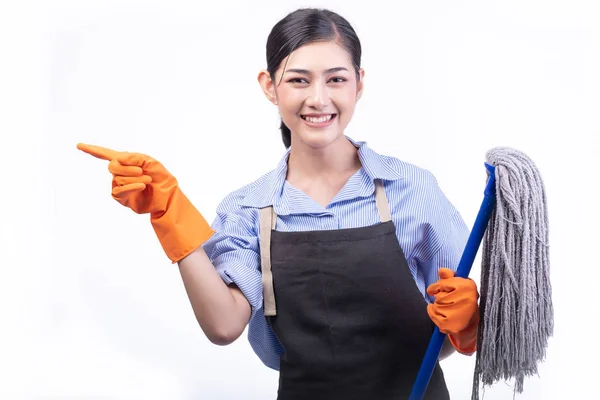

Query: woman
77;8;479;399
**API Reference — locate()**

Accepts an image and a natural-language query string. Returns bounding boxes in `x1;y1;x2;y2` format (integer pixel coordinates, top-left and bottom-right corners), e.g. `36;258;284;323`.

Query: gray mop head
472;147;553;399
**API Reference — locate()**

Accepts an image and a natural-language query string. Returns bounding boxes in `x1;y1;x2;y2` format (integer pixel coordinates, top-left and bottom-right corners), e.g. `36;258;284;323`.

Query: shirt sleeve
420;210;470;303
201;191;264;318
403;169;471;304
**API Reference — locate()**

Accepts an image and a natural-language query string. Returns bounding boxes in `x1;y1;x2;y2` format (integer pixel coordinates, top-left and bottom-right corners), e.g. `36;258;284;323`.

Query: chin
293;127;345;149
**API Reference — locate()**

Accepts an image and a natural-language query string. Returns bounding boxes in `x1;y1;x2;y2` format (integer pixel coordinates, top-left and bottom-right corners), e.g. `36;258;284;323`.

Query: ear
257;70;278;105
356;68;365;102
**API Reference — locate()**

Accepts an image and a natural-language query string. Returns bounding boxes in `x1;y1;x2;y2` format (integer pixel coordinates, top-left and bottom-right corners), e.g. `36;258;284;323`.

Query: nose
305;81;329;109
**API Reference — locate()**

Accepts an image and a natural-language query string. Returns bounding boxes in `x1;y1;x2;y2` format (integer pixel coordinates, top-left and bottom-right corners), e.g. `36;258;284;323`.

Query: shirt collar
349;136;405;182
239;136;404;210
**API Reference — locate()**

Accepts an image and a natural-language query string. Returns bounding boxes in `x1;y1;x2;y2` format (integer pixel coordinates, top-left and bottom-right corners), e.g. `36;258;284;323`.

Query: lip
301;113;337;128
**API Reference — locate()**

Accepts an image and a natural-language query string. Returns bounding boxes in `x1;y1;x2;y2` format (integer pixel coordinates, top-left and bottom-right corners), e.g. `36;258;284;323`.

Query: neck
286;135;361;181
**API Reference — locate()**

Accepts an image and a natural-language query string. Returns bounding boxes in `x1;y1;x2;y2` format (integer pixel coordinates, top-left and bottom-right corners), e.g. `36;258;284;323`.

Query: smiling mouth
301;114;336;123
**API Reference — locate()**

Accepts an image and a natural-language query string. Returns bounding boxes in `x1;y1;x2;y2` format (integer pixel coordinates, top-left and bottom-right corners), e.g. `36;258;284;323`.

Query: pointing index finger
77;143;120;161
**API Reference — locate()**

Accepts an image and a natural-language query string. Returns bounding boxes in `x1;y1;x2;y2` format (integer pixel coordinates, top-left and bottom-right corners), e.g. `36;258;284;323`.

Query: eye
287;77;309;84
329;77;347;83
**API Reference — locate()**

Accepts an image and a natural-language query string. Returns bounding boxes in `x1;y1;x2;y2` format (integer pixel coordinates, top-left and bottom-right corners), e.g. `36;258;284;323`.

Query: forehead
284;41;353;71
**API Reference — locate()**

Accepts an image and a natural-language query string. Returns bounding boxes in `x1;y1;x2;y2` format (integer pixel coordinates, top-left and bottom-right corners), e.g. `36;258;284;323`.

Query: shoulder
386;156;437;184
354;137;439;191
355;138;450;211
379;154;461;233
376;153;443;201
215;149;289;215
380;155;468;262
211;164;285;231
202;171;277;259
214;173;271;215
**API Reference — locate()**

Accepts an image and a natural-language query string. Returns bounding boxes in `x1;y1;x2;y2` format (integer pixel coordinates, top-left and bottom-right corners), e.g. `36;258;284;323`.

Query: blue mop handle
408;163;496;400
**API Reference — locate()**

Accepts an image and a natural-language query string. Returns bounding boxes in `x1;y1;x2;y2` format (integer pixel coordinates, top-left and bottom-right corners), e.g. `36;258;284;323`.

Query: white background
1;0;598;398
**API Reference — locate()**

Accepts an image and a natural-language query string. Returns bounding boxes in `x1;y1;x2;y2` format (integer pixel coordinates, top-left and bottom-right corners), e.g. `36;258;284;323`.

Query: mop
409;147;553;400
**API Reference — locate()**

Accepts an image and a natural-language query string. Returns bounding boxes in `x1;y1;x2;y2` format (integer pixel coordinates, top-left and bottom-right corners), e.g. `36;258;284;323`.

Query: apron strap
259;179;391;317
259;206;278;316
374;179;392;223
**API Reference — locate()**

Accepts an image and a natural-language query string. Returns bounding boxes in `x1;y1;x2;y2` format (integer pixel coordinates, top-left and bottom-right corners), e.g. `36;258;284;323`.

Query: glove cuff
150;188;215;263
448;311;479;355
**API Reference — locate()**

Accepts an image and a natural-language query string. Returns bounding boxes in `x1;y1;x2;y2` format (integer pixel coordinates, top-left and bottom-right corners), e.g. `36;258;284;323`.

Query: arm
76;144;258;347
181;190;265;347
427;211;470;361
411;172;472;358
178;247;251;346
422;219;478;358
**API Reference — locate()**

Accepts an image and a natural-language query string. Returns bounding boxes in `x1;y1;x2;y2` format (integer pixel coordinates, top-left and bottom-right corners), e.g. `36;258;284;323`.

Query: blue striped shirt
201;136;470;371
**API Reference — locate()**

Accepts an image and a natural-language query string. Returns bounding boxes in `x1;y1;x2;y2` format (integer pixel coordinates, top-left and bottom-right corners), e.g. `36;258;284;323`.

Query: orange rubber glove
426;268;480;355
77;143;215;263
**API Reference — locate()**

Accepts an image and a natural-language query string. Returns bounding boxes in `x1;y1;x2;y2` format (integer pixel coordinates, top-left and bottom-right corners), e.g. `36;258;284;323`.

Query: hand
77;143;214;262
76;143;174;214
426;268;479;354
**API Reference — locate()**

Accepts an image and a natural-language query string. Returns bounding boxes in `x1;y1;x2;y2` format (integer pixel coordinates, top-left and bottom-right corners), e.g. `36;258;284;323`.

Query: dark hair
265;8;362;148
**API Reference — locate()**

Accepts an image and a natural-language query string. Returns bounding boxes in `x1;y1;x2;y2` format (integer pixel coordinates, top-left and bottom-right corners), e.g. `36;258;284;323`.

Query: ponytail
280;119;291;148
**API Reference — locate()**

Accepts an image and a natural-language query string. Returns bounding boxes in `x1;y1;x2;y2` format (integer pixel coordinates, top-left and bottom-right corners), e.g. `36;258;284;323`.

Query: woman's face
259;41;364;149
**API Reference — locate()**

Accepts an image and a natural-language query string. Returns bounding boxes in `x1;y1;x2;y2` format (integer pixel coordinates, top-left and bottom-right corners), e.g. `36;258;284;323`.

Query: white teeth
305;115;332;123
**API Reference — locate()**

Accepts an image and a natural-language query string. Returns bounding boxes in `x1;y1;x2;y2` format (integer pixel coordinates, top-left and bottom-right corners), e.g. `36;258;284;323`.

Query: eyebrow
285;67;349;75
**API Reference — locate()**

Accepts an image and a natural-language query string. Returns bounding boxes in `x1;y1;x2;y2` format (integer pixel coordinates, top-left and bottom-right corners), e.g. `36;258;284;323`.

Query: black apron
259;179;450;400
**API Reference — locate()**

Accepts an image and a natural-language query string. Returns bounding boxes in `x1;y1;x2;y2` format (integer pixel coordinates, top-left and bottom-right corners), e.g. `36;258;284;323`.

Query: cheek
276;87;302;110
333;87;359;110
